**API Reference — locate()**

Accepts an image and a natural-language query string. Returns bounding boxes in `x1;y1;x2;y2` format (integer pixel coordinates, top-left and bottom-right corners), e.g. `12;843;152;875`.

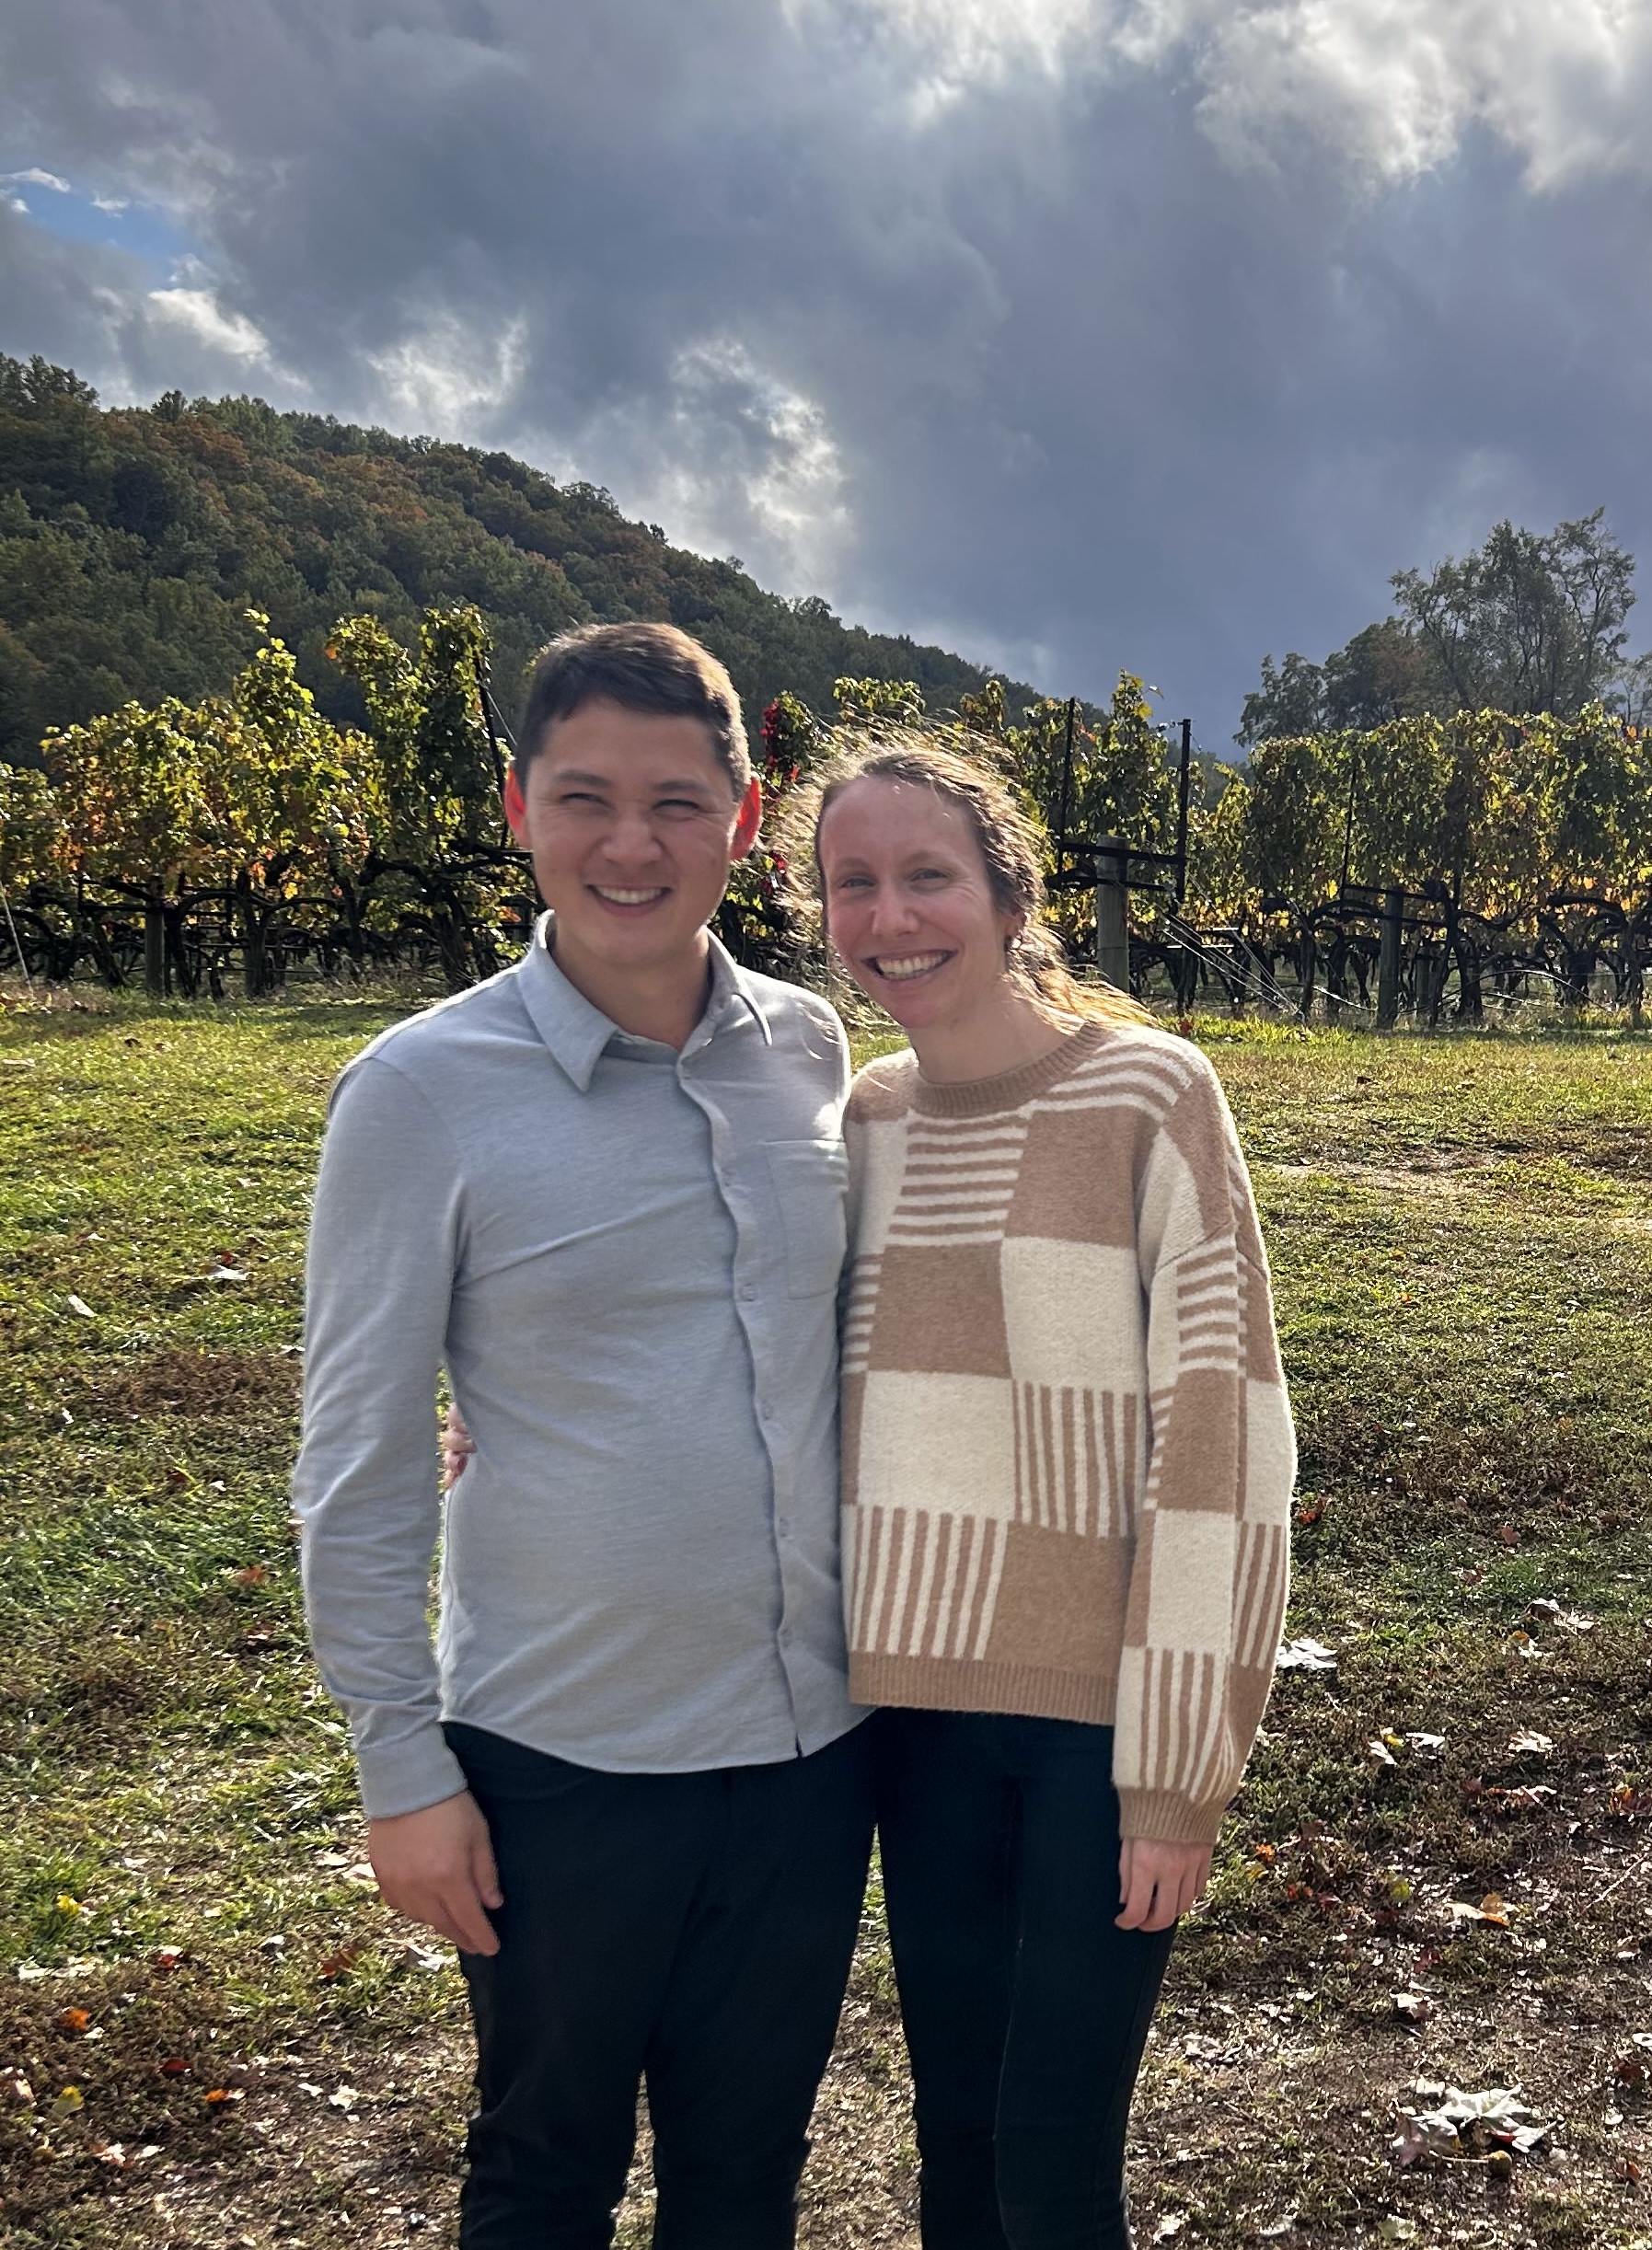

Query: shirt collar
514;912;772;1091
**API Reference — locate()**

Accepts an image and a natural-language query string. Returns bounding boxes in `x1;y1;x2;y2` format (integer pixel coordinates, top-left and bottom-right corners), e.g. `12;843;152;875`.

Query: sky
5;0;1652;746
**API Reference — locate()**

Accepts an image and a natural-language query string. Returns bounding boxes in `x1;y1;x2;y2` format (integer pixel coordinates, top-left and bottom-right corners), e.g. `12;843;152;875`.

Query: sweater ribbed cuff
1115;1787;1226;1847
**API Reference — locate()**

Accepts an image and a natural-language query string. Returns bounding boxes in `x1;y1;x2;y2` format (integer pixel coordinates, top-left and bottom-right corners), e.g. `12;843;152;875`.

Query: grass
3;994;1652;2245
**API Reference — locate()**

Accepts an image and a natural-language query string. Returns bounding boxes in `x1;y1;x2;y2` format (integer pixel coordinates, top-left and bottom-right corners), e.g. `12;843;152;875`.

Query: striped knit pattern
842;1019;1296;1846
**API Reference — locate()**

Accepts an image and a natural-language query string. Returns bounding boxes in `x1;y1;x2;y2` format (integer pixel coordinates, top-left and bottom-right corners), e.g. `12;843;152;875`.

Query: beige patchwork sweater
840;1019;1295;1844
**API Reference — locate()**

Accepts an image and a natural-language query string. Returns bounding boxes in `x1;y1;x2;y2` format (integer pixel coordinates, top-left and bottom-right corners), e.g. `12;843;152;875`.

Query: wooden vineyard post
1095;838;1130;994
1377;887;1403;1030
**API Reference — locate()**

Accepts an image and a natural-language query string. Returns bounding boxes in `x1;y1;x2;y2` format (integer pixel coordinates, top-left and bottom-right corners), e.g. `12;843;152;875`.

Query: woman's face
817;776;1022;1033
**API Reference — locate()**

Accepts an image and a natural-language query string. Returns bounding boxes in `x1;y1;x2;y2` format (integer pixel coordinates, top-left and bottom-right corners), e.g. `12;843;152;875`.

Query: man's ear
731;775;763;861
503;764;530;846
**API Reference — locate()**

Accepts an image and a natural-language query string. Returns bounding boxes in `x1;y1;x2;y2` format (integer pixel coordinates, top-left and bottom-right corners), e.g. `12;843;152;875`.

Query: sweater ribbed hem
1114;1787;1226;1848
908;1020;1110;1118
849;1652;1119;1727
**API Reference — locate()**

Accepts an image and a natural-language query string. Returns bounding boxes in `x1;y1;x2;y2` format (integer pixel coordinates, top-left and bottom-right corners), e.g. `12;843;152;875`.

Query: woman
801;733;1295;2250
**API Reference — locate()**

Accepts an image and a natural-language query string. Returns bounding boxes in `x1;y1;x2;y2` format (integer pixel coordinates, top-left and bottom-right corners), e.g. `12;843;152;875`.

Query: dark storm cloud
4;0;1652;742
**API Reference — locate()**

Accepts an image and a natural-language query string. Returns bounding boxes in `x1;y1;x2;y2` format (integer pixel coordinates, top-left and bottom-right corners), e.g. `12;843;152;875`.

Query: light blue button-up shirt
295;917;859;1819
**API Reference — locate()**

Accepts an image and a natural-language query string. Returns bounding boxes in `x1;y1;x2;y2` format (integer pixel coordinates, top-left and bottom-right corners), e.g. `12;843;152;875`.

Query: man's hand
1116;1838;1212;1933
369;1791;503;1956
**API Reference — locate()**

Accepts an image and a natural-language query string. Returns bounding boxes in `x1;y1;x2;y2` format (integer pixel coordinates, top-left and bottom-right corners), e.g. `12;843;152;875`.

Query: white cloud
145;285;271;361
800;0;1652;187
570;338;852;596
1139;0;1652;188
91;193;129;214
366;313;529;433
5;167;72;193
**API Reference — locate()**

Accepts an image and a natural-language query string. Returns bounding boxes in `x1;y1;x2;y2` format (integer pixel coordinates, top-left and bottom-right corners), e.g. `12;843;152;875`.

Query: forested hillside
0;353;1034;766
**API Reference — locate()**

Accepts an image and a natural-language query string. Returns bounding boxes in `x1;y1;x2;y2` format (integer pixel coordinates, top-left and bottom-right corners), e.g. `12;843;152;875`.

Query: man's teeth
876;952;948;980
594;886;668;904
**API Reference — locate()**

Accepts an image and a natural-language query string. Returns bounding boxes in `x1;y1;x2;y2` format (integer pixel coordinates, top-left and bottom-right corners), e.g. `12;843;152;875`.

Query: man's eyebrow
545;769;719;794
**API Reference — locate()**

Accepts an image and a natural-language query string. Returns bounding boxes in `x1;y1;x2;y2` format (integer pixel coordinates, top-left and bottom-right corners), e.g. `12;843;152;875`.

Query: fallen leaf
1531;1598;1595;1633
1368;1737;1398;1767
65;1295;96;1320
151;1945;185;1972
1508;1730;1555;1757
54;1894;84;1917
318;1945;361;1981
1392;1990;1435;2025
1443;1895;1512;1928
158;2058;191;2078
1496;1523;1519;1547
5;2074;32;2105
51;2086;84;2117
1276;1637;1337;1672
328;2083;359;2111
1406;1732;1446;1757
55;2008;90;2035
202;2086;243;2107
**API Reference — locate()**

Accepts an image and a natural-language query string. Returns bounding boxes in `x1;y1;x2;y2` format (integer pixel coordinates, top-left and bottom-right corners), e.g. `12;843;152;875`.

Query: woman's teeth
594;886;668;905
875;952;948;980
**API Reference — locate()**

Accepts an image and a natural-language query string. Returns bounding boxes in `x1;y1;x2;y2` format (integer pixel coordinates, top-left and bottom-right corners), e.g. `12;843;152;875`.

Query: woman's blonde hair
782;728;1149;1027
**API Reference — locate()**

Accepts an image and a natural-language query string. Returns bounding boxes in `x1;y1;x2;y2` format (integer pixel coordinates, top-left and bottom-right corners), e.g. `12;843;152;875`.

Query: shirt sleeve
1111;1058;1296;1845
293;1052;470;1819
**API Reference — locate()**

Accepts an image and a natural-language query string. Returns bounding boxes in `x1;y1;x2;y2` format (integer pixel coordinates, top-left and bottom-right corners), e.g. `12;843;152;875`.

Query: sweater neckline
908;1018;1111;1118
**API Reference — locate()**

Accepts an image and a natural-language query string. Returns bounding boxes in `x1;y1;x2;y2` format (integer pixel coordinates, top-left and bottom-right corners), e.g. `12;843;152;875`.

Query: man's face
505;698;761;995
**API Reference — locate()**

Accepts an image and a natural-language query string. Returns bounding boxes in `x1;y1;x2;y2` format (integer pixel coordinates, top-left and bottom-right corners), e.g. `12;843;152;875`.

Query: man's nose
602;807;664;860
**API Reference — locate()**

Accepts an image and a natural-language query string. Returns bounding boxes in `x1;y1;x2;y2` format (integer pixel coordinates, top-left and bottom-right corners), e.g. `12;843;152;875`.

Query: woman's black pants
875;1711;1176;2250
447;1719;874;2250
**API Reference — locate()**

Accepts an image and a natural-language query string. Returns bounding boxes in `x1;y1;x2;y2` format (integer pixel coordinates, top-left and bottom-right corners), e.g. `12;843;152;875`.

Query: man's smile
590;884;671;907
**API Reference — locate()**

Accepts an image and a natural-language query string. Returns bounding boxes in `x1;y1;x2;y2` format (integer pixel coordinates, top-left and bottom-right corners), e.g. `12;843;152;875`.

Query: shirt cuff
354;1725;471;1822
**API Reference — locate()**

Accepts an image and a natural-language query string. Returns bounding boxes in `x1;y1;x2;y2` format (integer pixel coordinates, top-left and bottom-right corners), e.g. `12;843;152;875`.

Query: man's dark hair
516;623;750;796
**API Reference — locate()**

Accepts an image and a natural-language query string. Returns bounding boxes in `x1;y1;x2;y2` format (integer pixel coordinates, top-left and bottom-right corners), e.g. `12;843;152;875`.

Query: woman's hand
1116;1838;1212;1933
442;1404;477;1489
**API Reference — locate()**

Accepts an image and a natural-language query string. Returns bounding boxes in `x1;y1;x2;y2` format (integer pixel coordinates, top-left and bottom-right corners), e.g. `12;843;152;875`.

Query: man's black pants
875;1711;1176;2250
445;1720;874;2250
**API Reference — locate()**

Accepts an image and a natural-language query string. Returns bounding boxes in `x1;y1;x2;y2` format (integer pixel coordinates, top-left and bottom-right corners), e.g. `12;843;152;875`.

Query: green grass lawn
3;996;1652;2247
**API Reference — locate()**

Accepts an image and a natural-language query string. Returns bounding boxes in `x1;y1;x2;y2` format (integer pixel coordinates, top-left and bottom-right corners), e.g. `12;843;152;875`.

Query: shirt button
738;1282;757;1302
778;1517;791;1536
779;1626;792;1647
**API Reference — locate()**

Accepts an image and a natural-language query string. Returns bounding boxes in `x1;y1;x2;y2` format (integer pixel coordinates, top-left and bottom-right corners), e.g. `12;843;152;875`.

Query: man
294;623;871;2250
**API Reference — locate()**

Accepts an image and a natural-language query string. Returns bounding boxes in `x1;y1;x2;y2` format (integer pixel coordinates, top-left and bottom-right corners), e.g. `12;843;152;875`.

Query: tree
1392;512;1637;718
1238;513;1646;747
1236;652;1331;747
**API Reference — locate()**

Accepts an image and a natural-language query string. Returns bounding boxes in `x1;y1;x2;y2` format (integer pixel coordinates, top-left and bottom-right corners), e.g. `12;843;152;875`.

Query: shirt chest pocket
766;1138;849;1298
